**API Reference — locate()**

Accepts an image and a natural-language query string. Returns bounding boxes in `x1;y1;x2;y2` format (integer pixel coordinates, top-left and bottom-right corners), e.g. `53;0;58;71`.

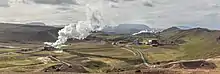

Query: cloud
0;0;219;29
32;0;79;5
0;0;9;7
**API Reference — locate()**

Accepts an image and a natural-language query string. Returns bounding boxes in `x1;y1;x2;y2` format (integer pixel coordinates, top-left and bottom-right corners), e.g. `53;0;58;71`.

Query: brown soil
42;64;88;73
161;60;217;69
132;69;220;74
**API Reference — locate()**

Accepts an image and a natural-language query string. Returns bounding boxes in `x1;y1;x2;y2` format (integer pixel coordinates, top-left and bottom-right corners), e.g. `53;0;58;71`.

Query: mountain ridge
103;24;151;34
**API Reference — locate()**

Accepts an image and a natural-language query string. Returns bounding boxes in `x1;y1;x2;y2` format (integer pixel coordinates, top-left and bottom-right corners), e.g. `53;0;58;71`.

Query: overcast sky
0;0;220;29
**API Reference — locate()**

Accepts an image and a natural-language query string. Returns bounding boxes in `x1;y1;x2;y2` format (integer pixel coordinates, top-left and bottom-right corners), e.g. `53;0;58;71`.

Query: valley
0;23;220;73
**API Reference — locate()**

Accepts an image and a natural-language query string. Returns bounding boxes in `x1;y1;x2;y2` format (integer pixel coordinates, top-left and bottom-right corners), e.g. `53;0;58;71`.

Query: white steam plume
44;4;104;48
132;30;151;36
132;28;162;35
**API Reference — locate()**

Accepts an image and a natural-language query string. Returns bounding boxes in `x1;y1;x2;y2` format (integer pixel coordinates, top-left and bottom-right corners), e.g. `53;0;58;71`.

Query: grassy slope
0;40;141;72
146;48;184;63
0;46;63;72
178;30;220;60
127;28;220;63
159;28;220;60
83;28;220;67
64;42;142;72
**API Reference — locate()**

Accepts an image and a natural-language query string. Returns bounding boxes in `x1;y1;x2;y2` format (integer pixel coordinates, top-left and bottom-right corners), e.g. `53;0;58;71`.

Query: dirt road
114;44;151;67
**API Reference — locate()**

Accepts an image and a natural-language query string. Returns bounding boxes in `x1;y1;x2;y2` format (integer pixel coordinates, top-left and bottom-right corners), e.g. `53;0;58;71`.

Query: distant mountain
102;24;151;34
26;22;46;26
115;24;150;34
175;26;193;30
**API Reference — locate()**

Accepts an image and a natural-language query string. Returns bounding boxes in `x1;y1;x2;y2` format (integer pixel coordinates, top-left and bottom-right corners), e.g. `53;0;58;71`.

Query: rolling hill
159;27;220;60
0;23;61;43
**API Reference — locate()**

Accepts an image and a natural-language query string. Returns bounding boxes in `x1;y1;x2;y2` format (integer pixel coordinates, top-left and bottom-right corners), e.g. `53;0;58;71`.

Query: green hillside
159;27;220;60
90;27;220;62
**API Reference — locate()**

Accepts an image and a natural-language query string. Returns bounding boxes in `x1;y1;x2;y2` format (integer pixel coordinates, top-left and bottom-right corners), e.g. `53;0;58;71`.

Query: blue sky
0;0;219;29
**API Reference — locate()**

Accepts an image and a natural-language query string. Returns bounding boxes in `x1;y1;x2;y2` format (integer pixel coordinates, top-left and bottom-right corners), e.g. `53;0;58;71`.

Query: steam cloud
132;28;162;35
45;4;104;48
132;30;152;35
